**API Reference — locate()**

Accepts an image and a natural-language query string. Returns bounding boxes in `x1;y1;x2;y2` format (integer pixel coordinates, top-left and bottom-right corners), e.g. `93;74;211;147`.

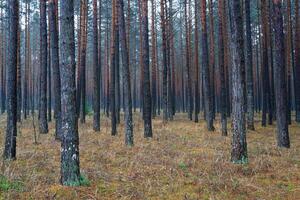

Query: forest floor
0;113;299;200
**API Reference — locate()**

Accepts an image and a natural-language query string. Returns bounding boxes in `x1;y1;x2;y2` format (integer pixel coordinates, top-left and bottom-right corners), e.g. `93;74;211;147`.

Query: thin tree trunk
141;0;152;138
39;0;48;134
245;0;255;130
93;0;100;131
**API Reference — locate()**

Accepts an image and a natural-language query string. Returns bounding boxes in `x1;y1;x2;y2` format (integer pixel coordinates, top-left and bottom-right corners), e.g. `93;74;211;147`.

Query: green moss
178;162;188;171
63;174;90;187
232;155;249;164
0;175;23;192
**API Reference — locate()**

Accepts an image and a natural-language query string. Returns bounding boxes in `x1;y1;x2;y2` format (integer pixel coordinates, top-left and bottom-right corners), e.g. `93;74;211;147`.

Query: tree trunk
60;0;81;186
230;0;248;164
218;0;227;136
295;0;300;122
200;0;214;131
4;0;18;160
49;0;61;139
141;0;152;138
39;0;48;134
245;0;255;130
118;0;134;146
272;0;290;148
110;0;117;135
93;0;100;131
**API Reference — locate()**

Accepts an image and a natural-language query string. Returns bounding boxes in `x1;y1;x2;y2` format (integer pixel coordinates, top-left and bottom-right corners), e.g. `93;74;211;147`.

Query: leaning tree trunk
4;0;18;160
230;0;248;164
39;0;48;134
118;0;134;146
272;0;290;148
60;0;81;186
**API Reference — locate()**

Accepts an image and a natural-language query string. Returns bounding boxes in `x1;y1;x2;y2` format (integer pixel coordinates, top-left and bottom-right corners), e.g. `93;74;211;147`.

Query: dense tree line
0;0;296;185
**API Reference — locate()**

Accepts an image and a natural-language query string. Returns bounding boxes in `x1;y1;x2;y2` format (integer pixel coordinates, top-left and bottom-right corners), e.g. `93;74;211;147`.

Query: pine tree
60;0;81;186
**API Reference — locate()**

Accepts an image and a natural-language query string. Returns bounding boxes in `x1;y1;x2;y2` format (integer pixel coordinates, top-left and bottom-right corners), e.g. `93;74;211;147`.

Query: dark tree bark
3;0;18;160
118;0;134;146
285;0;292;124
245;0;255;130
184;0;192;121
295;0;300;122
78;0;87;124
93;0;100;131
272;0;290;148
160;0;168;122
60;0;81;186
200;0;214;131
261;0;271;127
110;0;117;135
39;0;48;134
194;0;199;123
141;0;152;138
151;0;157;118
230;0;248;164
49;0;62;139
17;12;21;122
218;0;227;136
208;0;215;120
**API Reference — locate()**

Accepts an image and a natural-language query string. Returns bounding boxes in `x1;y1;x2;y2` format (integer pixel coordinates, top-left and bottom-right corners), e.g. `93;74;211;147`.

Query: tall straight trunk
0;0;4;114
4;0;18;160
118;0;133;146
110;0;117;135
17;9;21;122
79;0;87;124
208;0;215;119
47;17;52;122
98;1;102;113
200;0;215;131
245;0;255;130
24;0;30;119
230;0;248;164
115;3;120;124
1;0;5;114
268;0;274;125
184;0;192;121
261;0;271;127
295;0;300;122
151;0;157;118
170;0;176;116
286;0;292;124
93;0;100;131
141;0;152;138
272;0;290;148
218;0;227;136
49;0;61;139
161;0;168;122
60;0;81;185
194;0;199;123
39;0;48;134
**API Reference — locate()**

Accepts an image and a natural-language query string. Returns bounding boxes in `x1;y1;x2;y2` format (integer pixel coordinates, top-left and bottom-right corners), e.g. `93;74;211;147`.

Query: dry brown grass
0;113;299;200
